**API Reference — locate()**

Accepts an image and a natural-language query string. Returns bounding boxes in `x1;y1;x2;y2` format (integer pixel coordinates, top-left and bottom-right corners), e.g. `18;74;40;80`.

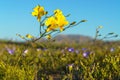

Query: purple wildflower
68;48;74;52
82;48;87;51
83;51;90;57
6;48;15;55
43;48;47;51
110;48;114;52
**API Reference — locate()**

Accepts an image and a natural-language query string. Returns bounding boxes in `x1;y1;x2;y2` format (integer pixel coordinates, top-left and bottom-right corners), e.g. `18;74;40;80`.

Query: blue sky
0;0;120;41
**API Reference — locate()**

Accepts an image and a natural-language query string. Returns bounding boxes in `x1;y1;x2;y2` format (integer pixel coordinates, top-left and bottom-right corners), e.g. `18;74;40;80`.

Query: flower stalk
17;4;86;42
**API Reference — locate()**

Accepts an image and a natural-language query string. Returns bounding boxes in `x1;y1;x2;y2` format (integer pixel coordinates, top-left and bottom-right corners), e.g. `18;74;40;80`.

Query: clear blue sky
0;0;120;41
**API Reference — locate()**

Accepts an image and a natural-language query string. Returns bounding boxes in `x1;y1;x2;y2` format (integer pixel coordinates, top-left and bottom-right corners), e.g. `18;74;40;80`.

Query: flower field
0;40;120;80
0;3;120;80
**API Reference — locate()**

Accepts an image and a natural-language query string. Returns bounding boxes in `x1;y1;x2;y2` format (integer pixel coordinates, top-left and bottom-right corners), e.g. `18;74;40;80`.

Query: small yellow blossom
68;64;74;73
46;34;51;39
32;5;46;21
26;34;34;39
98;26;103;29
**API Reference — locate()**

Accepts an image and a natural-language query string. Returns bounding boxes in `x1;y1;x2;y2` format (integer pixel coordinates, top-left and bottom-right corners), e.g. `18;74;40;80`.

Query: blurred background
0;0;120;41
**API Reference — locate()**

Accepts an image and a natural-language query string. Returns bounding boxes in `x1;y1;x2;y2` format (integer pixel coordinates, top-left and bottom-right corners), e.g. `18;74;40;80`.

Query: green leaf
70;21;76;25
65;14;71;17
108;32;114;35
80;20;87;22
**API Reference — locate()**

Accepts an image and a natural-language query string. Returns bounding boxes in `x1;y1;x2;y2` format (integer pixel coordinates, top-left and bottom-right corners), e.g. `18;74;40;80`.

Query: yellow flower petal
46;34;51;39
54;9;62;15
26;34;34;39
32;12;37;16
45;9;69;31
32;5;46;21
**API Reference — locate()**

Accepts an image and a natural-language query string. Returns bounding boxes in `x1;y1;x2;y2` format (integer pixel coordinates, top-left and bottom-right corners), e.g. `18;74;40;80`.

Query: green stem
93;28;99;43
32;31;46;42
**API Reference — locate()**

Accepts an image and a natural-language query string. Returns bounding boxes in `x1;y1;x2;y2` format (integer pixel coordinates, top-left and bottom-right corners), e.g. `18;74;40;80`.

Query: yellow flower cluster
32;5;46;21
31;5;69;40
45;9;69;32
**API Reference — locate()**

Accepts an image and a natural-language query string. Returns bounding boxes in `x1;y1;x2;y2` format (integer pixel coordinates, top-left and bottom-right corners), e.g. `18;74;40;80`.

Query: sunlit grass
0;40;120;80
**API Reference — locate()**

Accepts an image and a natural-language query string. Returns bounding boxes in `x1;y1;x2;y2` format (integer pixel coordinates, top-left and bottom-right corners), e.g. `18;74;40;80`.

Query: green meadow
0;1;120;80
0;40;120;80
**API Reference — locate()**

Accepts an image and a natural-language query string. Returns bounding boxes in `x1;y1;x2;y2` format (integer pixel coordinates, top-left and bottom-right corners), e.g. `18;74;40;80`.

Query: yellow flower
45;16;58;32
45;9;69;32
26;34;34;39
46;34;51;39
98;26;103;29
54;9;69;31
54;9;62;15
55;14;69;31
32;5;46;21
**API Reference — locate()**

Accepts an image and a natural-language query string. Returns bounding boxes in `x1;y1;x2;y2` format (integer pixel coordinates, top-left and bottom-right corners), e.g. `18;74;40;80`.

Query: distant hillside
0;35;120;46
0;34;92;43
53;34;92;43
